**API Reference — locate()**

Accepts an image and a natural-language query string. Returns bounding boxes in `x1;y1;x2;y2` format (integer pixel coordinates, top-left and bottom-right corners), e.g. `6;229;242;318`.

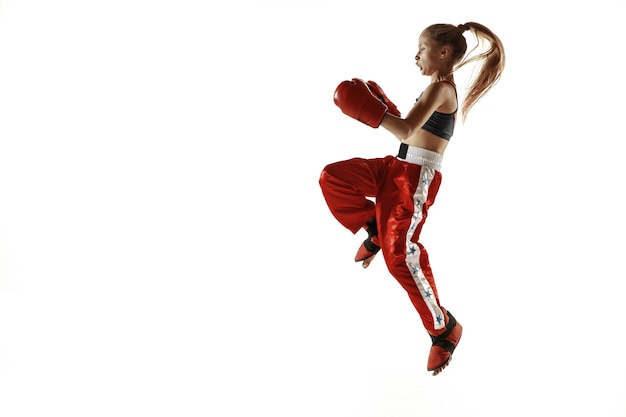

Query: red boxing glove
334;78;388;128
366;80;401;117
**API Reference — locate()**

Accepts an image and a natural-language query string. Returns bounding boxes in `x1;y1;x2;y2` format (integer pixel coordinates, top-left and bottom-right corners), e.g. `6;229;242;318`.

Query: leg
376;159;462;375
377;160;446;332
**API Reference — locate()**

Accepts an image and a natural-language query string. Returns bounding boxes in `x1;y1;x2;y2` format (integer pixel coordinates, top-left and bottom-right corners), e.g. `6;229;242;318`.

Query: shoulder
421;82;455;103
422;81;457;112
426;80;456;95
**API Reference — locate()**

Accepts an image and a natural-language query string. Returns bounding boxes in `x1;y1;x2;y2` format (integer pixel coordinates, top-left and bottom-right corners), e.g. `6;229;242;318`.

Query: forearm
380;113;412;141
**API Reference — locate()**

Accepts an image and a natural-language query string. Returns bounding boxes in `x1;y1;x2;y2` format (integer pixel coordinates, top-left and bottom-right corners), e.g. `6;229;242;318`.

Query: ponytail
455;22;505;122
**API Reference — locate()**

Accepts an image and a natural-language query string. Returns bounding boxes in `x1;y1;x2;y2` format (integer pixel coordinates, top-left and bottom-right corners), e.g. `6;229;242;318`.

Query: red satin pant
319;153;448;333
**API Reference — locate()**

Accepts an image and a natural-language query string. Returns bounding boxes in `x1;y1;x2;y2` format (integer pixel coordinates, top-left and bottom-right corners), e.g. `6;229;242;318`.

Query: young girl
319;22;505;376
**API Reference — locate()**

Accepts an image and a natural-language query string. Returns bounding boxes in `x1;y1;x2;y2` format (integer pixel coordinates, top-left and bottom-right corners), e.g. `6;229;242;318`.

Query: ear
440;45;451;58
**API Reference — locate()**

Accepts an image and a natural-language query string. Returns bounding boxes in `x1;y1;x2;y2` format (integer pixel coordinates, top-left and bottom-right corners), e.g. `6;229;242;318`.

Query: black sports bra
417;80;457;141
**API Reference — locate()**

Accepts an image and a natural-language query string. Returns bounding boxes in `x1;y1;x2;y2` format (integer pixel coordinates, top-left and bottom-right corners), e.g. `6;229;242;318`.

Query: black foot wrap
363;237;380;253
429;311;458;353
363;219;380;253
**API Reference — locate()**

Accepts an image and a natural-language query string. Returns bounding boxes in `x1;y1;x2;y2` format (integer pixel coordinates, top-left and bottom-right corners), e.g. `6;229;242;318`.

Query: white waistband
397;145;443;171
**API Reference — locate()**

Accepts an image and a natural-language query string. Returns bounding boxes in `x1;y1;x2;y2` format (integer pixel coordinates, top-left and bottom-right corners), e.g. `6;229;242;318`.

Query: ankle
363;218;378;238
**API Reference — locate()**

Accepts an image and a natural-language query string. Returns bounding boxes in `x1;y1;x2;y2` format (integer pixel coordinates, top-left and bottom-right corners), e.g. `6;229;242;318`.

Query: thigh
321;157;388;198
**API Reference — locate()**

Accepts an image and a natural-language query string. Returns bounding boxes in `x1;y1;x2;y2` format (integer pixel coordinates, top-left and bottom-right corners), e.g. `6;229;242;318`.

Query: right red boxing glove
366;80;401;117
334;78;388;128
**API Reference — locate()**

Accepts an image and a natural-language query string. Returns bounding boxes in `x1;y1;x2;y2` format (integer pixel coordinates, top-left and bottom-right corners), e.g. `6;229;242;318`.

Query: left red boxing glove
366;80;401;117
334;78;388;128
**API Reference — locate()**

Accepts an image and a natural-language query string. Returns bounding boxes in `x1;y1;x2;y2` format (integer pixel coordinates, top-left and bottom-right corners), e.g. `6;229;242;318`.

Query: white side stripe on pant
405;165;445;330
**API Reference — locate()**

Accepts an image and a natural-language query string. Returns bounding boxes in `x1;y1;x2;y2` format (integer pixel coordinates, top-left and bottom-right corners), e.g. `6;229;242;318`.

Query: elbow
396;128;411;141
382;115;413;140
395;124;413;141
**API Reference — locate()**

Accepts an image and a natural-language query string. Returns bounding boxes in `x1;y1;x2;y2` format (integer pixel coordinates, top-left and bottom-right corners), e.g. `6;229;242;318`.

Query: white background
1;0;625;416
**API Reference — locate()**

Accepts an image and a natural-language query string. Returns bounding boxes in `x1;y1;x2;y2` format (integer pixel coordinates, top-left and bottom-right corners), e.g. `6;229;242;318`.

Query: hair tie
457;23;469;32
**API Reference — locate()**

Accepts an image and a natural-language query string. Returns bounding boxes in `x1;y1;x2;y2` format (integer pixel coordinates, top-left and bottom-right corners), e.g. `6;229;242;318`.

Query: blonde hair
422;22;505;122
